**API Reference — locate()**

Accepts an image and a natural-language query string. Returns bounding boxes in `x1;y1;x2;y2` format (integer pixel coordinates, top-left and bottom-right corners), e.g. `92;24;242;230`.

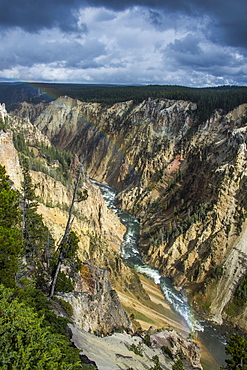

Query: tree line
1;82;247;124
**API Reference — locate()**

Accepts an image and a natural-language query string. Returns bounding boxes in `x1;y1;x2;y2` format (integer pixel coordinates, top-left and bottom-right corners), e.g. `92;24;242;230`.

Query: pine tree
0;284;83;369
0;165;22;287
224;333;247;369
20;157;54;287
49;162;87;297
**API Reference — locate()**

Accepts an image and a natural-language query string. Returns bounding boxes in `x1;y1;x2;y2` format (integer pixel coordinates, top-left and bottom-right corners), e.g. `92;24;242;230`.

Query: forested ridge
1;82;247;123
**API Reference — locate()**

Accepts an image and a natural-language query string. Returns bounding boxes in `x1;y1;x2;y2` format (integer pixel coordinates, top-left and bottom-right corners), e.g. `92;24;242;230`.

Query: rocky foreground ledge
68;324;202;370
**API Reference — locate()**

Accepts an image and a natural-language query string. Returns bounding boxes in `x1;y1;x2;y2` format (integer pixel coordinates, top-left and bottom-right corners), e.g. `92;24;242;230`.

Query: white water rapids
91;179;202;331
91;179;227;367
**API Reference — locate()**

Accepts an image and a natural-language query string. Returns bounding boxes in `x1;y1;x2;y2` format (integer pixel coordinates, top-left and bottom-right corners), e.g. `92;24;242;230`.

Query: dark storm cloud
0;0;246;47
0;0;247;38
163;32;247;86
165;34;238;69
0;0;194;32
0;31;106;69
84;0;195;12
0;0;246;85
99;0;247;49
0;0;82;33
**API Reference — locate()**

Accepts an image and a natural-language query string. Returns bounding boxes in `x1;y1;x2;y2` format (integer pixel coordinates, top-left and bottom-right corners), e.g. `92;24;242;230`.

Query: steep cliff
12;97;247;331
57;261;132;336
30;170;125;256
0;103;7;121
0;114;135;336
0;125;125;257
0;130;23;189
12;97;197;191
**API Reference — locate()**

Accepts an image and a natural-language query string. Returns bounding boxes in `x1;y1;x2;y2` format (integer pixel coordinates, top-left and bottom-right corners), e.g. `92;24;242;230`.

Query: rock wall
9;114;51;147
0;125;125;257
0;103;7;121
31;170;125;255
208;222;247;325
0;130;23;189
57;261;132;335
12;97;197;191
150;330;202;369
0;110;135;336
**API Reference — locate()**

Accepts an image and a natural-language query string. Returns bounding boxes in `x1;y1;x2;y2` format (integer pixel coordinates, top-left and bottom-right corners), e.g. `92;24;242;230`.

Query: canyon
1;92;247;368
11;96;247;331
0;102;206;369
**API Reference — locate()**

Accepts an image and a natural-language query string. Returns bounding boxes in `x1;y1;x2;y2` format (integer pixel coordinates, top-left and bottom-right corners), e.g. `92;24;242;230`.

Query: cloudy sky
0;0;246;86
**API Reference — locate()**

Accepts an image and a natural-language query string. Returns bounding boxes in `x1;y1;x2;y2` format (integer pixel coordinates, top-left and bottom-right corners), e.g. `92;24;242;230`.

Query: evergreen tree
0;165;22;287
224;333;247;369
0;115;8;131
20;157;54;288
49;162;87;297
0;284;83;370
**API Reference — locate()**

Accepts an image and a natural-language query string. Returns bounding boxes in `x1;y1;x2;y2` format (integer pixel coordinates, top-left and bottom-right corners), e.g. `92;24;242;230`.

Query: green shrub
0;285;82;370
150;355;162;370
129;342;144;357
55;271;74;293
234;273;247;304
211;265;224;280
224;333;247;369
172;359;185;370
0;116;8;131
17;286;70;335
161;345;174;359
144;333;151;347
53;297;74;317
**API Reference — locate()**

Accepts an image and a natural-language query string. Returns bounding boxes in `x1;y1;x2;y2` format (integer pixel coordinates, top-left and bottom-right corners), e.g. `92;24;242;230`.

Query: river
91;179;228;368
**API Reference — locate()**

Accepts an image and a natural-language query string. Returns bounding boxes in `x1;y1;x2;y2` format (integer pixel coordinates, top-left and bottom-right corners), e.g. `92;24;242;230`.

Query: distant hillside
1;82;247;122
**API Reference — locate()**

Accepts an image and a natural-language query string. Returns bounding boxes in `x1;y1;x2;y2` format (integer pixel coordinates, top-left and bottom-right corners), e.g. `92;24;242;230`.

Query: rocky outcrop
9;108;50;147
150;330;202;369
206;221;247;325
69;325;173;370
57;261;132;335
0;130;23;189
68;324;202;370
0;103;7;121
30;170;125;255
